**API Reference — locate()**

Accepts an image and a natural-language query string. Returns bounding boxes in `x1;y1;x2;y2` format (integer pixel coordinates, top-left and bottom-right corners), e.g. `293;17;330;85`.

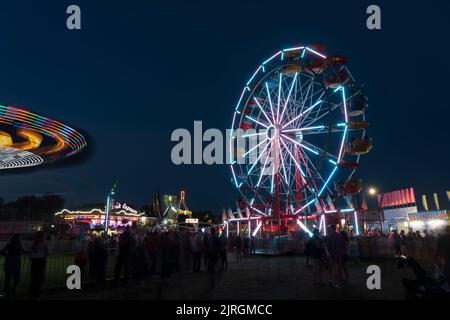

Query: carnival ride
0;104;87;170
226;44;373;246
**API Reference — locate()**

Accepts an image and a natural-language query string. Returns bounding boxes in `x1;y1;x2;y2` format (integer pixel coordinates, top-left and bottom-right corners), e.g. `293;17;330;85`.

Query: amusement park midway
1;42;449;302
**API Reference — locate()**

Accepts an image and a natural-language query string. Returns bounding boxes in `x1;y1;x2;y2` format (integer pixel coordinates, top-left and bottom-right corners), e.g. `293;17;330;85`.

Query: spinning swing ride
227;44;373;239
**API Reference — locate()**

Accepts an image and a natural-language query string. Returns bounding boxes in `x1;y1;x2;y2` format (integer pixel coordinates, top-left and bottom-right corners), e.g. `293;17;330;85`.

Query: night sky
0;1;448;213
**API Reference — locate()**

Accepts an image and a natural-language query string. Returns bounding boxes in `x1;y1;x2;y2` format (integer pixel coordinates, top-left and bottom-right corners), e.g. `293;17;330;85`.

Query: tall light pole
104;179;118;236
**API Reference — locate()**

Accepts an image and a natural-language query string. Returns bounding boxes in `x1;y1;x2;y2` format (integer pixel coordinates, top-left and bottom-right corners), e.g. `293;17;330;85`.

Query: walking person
340;230;350;286
307;229;325;285
191;232;203;272
93;237;108;289
133;237;149;284
235;235;243;262
400;230;408;255
243;236;250;259
204;229;217;273
74;247;88;286
29;231;49;300
219;234;228;271
1;234;26;299
113;228;136;287
250;236;256;255
145;231;159;277
392;230;402;257
325;225;345;288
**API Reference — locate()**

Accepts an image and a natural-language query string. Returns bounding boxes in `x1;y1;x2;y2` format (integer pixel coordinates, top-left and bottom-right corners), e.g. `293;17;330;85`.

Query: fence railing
0;252;118;297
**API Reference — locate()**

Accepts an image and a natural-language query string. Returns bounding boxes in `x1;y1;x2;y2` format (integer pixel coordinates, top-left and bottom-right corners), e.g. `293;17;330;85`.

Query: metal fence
0;251;118;297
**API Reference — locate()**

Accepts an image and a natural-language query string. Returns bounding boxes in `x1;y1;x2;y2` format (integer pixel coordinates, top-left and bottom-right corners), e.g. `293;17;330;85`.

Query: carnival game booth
407;210;449;234
55;205;144;236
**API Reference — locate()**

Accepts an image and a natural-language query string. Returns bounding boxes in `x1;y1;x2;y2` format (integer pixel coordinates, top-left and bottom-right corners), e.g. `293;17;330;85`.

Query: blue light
318;166;338;197
246;66;262;86
262;51;282;65
328;159;337;165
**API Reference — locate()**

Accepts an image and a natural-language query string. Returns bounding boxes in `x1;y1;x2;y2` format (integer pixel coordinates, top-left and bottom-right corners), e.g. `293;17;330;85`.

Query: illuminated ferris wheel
229;44;372;221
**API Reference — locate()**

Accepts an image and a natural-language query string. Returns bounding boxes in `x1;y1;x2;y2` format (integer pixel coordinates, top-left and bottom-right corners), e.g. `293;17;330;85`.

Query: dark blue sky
0;1;448;212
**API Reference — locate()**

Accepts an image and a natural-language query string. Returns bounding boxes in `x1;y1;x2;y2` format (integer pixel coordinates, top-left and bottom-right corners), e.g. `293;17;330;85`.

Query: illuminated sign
178;209;192;216
186;218;199;224
112;202;138;215
408;210;448;221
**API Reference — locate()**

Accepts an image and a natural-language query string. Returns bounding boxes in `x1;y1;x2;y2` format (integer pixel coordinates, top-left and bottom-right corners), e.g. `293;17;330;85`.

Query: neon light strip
54;208;144;217
245;115;269;128
305;47;327;59
235;87;247;111
265;82;276;124
297;220;313;237
278;73;298;124
253;97;273;125
354;211;359;235
328;159;337;165
281;134;319;156
337;126;348;162
276;73;282;124
252;221;262;237
255;142;272;187
283;46;305;52
226;217;262;222
342;87;348;123
282;125;325;133
262;51;282;65
318;166;338;197
246;65;262;86
242;137;268;158
294;199;315;214
230;165;239;188
247;138;272;175
281;100;323;129
280;137;306;177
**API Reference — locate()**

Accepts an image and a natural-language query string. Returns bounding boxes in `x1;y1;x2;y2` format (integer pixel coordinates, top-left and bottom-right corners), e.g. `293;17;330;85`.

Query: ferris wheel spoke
242;137;269;158
278;73;298;125
245;115;270;129
247;138;273;176
299;147;330;194
280;137;306;181
277;138;290;186
253;97;274;126
281;99;323;130
302;140;338;161
282;125;326;133
301;125;346;136
264;82;277;124
280;133;321;159
276;73;283;123
300;103;340;129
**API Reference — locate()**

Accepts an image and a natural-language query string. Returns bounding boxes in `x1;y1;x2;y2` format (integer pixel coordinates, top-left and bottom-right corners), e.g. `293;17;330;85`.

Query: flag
222;208;227;222
410;188;416;204
422;195;429;211
434;193;440;210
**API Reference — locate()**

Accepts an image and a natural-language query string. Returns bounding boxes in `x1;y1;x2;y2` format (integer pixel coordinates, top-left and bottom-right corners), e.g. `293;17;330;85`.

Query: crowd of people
75;227;261;288
1;225;449;299
304;225;450;289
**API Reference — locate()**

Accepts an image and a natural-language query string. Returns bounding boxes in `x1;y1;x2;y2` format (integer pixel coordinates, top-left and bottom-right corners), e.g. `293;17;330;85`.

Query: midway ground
41;255;413;300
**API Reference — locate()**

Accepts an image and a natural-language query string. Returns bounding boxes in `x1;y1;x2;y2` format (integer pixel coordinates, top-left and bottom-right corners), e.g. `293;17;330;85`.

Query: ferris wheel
229;44;372;221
